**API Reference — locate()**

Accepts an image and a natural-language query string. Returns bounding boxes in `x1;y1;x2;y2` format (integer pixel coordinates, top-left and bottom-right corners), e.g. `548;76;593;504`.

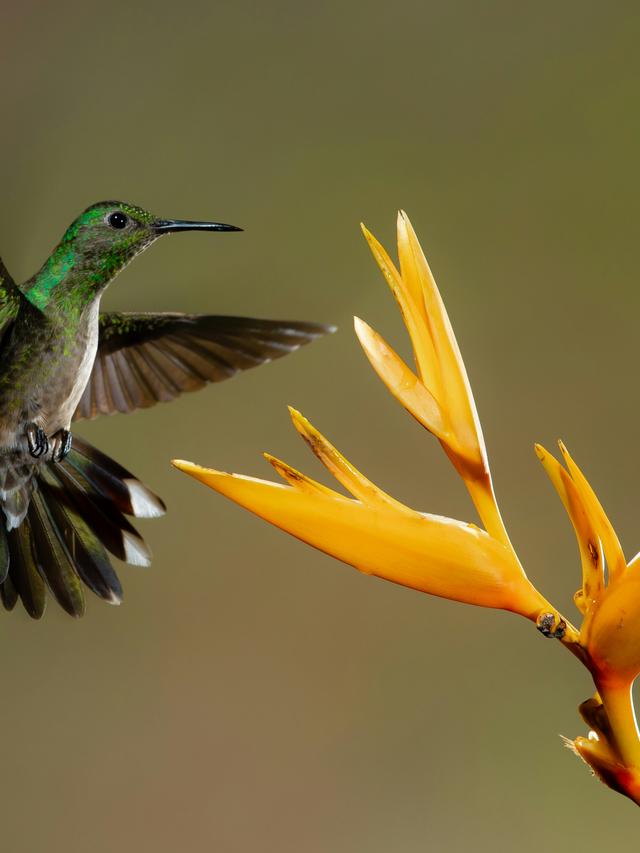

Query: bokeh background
2;1;640;849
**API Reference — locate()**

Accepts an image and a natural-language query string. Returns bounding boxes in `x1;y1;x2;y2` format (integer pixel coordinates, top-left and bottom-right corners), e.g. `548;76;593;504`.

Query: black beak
153;219;243;234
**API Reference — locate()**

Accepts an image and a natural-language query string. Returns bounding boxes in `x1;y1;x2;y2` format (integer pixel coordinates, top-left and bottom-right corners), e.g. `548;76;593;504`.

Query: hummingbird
0;200;333;618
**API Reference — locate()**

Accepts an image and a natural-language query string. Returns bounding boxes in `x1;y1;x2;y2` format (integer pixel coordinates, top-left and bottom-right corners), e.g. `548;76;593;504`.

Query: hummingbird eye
107;211;129;230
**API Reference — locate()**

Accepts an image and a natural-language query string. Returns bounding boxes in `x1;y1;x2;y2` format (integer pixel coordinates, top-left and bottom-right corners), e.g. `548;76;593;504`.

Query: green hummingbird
0;200;333;618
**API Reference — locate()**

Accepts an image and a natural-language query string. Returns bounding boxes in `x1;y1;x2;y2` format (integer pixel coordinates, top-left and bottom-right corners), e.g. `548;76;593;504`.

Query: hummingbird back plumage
0;201;333;617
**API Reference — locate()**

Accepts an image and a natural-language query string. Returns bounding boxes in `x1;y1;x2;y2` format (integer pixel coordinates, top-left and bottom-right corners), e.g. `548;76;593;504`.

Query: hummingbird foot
536;611;567;640
50;429;72;462
26;423;49;459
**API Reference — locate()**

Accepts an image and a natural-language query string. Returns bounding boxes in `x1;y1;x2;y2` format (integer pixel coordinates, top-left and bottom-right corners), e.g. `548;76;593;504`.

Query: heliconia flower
537;442;640;777
175;208;640;806
173;213;574;634
173;407;551;618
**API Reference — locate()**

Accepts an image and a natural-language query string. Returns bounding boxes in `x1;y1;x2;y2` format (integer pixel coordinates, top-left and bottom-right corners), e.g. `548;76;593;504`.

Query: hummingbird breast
0;300;100;450
49;301;100;430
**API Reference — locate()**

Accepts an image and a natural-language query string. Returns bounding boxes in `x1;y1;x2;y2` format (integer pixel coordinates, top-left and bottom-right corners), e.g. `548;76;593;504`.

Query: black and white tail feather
0;437;165;618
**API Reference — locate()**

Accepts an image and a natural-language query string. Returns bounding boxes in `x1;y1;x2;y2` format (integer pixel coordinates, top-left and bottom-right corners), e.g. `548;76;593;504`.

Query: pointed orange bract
172;453;545;617
354;317;448;446
535;441;640;684
360;215;516;550
535;443;604;611
360;216;486;477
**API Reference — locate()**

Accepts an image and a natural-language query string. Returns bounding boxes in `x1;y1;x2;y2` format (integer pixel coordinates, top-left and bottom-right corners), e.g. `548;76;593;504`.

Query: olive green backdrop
1;1;639;849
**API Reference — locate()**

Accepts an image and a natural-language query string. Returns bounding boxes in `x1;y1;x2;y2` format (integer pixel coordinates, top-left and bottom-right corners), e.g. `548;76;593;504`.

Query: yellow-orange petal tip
171;459;193;471
171;459;221;478
287;405;304;423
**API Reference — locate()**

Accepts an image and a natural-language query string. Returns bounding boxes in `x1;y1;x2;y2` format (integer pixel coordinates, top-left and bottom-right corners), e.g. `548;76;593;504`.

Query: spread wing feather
74;313;334;420
0;258;25;347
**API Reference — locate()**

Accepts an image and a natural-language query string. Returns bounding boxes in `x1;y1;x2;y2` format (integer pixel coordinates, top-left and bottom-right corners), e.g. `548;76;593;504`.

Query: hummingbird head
25;200;242;312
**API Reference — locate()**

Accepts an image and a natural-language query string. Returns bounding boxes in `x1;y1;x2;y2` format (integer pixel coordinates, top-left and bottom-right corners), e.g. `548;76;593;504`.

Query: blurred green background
2;0;640;849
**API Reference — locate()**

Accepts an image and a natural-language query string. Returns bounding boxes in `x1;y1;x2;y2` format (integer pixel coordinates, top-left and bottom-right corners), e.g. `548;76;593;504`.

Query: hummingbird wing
73;313;335;420
0;257;25;344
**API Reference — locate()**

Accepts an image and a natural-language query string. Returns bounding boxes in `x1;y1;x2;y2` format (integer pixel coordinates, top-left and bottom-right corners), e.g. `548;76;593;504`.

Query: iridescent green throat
24;245;78;312
23;203;156;315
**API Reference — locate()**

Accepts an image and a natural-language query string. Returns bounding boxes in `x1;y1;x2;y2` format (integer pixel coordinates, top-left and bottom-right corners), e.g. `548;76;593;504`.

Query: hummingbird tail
0;437;166;618
0;459;37;529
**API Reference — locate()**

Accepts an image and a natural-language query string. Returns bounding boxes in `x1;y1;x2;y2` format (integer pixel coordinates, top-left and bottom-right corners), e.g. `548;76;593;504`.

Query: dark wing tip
276;320;338;339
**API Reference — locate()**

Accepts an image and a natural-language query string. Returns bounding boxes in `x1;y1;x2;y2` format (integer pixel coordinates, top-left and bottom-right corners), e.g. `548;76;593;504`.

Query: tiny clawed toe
536;611;567;640
26;424;49;459
51;429;72;462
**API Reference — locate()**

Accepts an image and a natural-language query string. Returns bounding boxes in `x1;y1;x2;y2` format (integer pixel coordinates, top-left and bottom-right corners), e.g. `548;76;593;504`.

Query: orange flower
173;213;571;632
173;209;640;806
537;442;640;776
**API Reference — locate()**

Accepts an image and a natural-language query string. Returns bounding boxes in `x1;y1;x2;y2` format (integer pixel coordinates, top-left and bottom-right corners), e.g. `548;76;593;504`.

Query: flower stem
465;474;514;552
595;677;640;770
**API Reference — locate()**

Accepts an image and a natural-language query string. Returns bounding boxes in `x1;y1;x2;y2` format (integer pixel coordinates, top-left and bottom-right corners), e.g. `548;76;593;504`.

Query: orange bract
173;437;545;618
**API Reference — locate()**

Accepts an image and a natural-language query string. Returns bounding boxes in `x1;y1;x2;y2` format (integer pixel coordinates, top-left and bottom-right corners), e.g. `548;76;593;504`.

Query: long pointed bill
153;219;243;233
